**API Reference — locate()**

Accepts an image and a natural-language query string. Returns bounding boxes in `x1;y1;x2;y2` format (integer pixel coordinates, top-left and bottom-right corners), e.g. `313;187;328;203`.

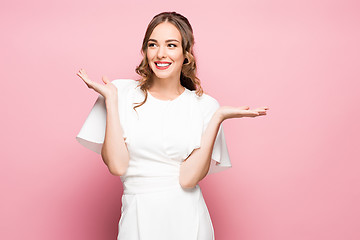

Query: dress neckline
147;88;188;103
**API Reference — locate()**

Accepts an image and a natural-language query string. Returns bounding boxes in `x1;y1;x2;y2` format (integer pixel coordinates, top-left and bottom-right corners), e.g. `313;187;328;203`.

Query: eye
148;43;156;48
168;43;177;48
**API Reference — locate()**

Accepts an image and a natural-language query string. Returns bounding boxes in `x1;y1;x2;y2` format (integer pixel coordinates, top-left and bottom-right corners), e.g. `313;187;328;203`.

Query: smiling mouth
155;62;171;70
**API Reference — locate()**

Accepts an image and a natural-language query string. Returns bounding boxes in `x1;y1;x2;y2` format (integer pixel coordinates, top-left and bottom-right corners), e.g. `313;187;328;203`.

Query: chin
152;70;170;79
150;66;181;80
154;75;170;80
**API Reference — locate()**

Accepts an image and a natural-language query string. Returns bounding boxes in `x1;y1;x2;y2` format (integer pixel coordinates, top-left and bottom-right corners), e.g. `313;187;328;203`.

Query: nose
157;45;166;59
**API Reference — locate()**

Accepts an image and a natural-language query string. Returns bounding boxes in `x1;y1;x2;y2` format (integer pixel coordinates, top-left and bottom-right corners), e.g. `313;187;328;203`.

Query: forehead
149;22;181;42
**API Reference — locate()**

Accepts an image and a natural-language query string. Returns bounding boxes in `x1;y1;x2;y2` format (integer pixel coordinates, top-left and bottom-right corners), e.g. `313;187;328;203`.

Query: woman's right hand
76;68;118;101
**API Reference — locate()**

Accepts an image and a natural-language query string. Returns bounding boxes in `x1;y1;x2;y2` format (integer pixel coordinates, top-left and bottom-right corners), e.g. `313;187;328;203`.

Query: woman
76;11;268;240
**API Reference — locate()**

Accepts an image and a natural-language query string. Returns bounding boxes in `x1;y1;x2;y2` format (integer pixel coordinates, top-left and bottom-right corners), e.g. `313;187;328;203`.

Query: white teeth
156;63;170;67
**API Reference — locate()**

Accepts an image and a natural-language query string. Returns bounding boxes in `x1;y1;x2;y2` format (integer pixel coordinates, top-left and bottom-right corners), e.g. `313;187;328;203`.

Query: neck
150;75;184;95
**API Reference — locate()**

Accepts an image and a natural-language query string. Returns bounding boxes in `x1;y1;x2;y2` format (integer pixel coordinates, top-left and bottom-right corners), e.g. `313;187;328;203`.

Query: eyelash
148;43;177;48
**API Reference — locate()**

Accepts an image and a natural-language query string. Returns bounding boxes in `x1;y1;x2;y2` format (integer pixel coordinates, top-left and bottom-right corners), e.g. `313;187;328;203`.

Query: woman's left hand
216;106;269;121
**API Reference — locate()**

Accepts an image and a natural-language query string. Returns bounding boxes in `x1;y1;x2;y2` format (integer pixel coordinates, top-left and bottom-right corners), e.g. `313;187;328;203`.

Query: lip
154;61;172;70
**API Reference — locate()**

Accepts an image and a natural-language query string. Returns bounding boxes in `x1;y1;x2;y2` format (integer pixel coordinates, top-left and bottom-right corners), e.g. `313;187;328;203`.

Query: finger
78;74;94;88
256;110;267;116
77;72;85;81
239;106;250;110
102;76;110;84
246;111;259;116
78;73;90;84
254;107;269;112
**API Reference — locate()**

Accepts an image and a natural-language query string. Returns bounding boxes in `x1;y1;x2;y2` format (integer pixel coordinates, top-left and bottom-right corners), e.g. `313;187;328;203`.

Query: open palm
218;106;269;121
76;68;117;100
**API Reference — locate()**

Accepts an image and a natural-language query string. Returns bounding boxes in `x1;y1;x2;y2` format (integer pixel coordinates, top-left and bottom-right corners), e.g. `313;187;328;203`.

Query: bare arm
179;105;269;188
101;97;130;176
179;111;223;188
76;69;130;176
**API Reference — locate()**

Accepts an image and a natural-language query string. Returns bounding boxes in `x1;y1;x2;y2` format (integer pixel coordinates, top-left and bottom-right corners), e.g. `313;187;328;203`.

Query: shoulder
187;91;220;120
111;78;139;89
193;91;220;111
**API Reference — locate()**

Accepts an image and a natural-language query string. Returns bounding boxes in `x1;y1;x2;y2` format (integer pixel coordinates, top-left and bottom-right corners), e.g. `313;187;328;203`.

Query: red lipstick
154;61;172;70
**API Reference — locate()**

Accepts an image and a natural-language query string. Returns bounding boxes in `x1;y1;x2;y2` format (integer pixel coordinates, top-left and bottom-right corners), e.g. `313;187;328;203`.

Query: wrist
105;95;118;106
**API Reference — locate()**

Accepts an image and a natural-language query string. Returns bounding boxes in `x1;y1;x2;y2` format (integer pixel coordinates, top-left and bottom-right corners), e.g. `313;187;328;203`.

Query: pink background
1;0;359;239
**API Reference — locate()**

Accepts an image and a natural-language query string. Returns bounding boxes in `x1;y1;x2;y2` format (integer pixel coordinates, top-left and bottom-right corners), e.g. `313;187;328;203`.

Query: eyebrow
148;39;180;43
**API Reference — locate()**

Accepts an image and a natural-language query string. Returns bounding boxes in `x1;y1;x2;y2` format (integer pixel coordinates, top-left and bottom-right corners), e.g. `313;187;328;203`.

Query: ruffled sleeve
75;79;136;154
200;94;232;175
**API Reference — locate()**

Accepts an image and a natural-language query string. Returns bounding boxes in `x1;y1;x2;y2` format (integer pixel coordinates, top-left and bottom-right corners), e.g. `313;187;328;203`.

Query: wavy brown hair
134;11;203;110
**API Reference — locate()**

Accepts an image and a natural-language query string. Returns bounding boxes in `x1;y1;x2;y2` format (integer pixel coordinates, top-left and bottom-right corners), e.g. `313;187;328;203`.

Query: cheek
146;53;155;69
146;49;155;60
171;50;185;62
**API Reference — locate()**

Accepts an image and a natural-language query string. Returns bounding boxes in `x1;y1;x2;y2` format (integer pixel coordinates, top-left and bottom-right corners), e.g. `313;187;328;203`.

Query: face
146;22;185;81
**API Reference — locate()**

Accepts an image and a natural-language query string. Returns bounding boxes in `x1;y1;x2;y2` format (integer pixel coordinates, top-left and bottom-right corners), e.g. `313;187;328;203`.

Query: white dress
76;79;232;240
